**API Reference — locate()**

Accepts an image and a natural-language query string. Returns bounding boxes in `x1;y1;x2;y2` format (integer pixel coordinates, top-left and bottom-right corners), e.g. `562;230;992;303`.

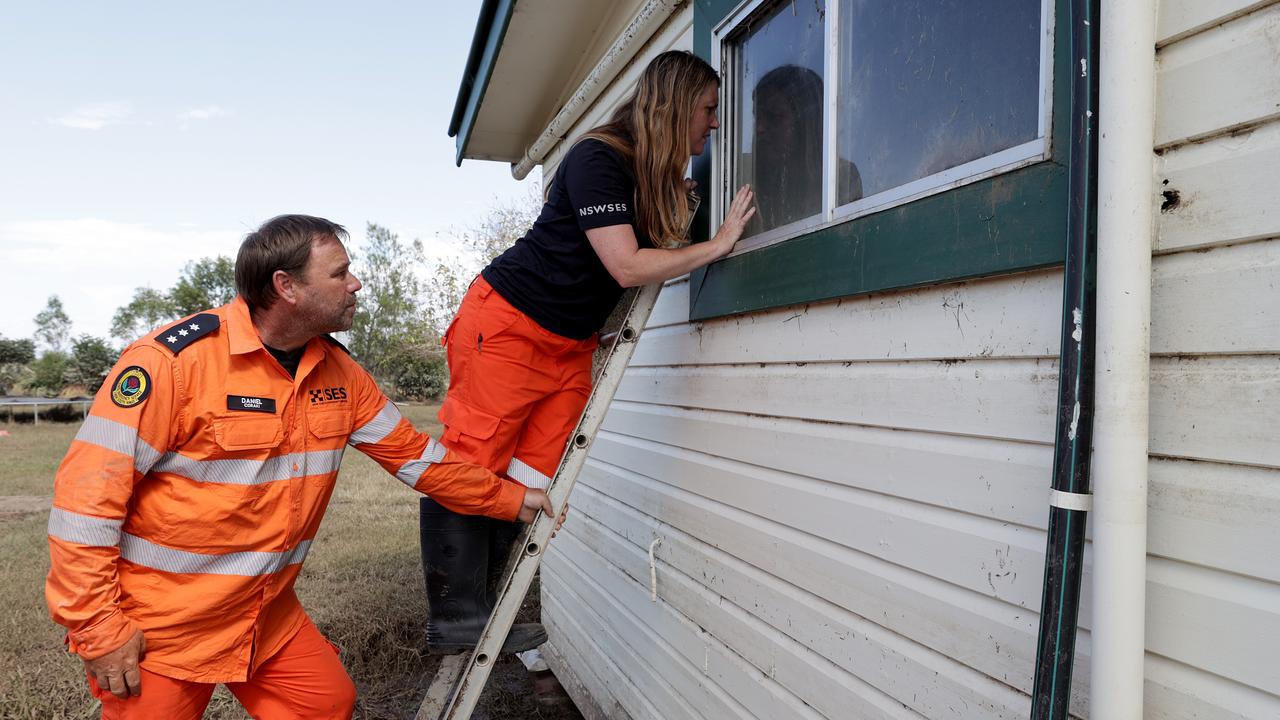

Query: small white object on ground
516;647;548;672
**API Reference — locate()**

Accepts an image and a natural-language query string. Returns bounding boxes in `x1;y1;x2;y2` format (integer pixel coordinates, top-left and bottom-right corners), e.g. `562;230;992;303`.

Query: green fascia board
689;0;1071;321
448;0;517;166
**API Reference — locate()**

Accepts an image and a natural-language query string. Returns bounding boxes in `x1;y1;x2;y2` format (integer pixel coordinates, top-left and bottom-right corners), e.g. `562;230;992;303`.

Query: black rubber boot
419;497;547;655
487;518;523;603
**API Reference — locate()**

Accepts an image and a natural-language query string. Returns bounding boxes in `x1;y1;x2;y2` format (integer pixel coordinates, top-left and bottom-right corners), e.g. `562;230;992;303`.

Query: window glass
837;0;1041;205
732;0;826;237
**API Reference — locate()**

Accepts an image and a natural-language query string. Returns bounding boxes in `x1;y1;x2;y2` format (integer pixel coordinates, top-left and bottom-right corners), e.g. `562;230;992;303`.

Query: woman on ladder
421;49;758;654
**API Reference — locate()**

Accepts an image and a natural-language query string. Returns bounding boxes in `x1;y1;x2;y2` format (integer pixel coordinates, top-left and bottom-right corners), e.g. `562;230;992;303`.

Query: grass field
0;405;580;720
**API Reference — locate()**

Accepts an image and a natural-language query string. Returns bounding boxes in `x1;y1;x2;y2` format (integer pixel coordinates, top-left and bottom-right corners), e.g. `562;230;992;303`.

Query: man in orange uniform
45;215;558;719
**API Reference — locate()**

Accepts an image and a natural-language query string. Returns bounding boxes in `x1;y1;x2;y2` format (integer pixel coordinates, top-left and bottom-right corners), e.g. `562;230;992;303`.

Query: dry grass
0;405;580;720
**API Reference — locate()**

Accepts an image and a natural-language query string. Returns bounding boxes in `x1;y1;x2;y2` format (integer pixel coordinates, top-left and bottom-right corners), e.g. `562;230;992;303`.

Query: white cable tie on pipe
648;537;662;602
1049;488;1093;512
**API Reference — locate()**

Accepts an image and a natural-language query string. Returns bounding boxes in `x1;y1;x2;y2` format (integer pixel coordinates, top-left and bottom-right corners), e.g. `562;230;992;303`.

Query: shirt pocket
308;409;353;441
212;415;283;452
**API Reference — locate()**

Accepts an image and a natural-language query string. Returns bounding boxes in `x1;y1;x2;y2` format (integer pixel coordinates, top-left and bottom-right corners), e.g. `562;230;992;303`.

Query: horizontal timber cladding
571;428;1280;712
1156;0;1280;45
542;591;674;719
1144;556;1280;695
566;458;1091;717
644;278;693;330
538;629;628;720
614;359;1059;443
1144;652;1280;719
600;402;1280;589
589;430;1049;613
1149;355;1280;468
1146;1;1280;715
561;483;1030;718
640;270;1063;367
544;554;767;719
1155;120;1280;253
548;532;837;720
1147;458;1280;584
1155;2;1280;149
601;401;1056;532
1150;240;1280;352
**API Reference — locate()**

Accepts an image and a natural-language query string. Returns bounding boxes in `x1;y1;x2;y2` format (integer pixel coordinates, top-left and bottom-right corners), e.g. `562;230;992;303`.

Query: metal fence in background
0;397;92;425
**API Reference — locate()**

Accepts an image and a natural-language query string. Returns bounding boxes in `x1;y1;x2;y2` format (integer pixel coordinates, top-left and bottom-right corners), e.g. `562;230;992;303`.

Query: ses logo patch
110;366;152;408
309;387;348;404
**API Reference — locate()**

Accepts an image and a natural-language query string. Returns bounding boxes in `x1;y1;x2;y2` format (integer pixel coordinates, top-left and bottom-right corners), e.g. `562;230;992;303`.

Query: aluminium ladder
416;281;664;720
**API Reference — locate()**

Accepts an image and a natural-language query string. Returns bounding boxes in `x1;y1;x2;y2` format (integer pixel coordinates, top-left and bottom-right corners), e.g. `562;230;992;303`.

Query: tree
110;256;236;343
111;287;178;343
34;296;73;352
0;335;36;395
383;342;449;401
0;336;35;365
422;185;541;335
171;256;236;316
28;351;70;396
348;223;432;378
65;335;117;393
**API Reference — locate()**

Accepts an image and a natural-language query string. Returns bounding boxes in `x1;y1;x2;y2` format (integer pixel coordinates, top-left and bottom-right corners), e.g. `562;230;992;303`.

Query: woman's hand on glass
711;184;756;257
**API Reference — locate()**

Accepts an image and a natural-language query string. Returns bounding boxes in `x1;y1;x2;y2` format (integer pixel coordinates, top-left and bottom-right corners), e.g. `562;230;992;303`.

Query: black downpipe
1031;0;1099;716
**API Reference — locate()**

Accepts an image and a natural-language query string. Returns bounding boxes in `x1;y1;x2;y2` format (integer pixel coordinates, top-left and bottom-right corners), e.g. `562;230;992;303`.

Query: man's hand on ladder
517;489;567;536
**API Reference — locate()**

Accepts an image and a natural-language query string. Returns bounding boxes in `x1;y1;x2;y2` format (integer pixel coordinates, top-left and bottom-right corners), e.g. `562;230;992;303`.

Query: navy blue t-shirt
482;139;651;340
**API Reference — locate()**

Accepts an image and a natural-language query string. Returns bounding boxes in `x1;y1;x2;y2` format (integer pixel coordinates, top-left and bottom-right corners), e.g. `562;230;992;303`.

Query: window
689;0;1069;320
728;0;826;240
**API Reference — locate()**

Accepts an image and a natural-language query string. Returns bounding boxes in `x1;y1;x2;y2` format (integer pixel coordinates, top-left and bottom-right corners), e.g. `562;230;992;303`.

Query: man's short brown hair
236;215;348;312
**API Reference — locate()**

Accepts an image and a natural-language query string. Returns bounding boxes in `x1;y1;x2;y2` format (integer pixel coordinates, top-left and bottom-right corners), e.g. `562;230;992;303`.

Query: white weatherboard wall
538;2;1280;718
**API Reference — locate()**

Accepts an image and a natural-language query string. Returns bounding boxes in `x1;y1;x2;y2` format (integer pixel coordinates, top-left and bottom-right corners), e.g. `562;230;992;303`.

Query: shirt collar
226;296;329;379
228;296;266;356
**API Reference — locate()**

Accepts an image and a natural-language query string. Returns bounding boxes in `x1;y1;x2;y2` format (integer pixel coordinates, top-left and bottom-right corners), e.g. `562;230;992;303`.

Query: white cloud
1;219;240;341
177;105;230;123
51;102;134;130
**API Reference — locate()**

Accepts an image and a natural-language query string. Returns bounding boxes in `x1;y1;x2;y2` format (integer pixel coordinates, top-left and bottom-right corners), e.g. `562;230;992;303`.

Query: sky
0;1;536;343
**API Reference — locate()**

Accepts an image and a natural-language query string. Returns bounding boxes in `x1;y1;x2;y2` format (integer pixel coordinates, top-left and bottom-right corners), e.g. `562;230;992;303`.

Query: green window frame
688;0;1071;321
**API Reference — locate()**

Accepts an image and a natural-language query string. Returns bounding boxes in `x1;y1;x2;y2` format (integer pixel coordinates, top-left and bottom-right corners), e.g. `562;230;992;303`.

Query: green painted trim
449;0;517;166
690;0;1071;320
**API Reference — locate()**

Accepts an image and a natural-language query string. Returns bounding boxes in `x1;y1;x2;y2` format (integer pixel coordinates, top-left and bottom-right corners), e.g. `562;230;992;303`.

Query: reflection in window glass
732;0;825;237
837;0;1041;205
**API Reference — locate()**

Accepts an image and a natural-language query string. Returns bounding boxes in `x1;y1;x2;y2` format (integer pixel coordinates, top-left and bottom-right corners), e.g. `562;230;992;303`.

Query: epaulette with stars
154;313;220;354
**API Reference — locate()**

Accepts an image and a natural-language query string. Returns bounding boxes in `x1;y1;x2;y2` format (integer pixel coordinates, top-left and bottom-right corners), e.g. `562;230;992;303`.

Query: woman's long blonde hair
579;50;718;249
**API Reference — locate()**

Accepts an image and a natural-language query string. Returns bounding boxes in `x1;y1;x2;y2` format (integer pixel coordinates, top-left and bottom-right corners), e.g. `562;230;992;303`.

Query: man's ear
272;270;299;306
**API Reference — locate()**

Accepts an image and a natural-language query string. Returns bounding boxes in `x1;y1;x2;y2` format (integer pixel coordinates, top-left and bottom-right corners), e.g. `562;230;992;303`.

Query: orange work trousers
439;276;597;489
91;615;355;720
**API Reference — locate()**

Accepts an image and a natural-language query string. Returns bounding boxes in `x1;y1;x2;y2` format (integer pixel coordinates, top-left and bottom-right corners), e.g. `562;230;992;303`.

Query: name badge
227;395;277;413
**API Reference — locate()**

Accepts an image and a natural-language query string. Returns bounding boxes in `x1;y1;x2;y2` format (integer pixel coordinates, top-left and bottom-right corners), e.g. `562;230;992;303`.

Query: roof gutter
448;0;517;166
509;0;684;180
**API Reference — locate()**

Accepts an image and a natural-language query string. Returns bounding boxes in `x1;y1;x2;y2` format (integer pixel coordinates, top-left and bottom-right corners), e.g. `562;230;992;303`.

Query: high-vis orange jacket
46;297;525;683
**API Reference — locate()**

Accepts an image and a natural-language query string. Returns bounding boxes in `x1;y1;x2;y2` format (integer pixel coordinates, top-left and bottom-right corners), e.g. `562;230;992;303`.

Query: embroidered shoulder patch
110;366;152;408
154;313;220;354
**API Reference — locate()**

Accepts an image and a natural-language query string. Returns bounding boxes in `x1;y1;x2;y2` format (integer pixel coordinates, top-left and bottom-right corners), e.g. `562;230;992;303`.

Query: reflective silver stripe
395;439;449;488
349;400;403;446
507;457;552;490
119;534;312;576
151;449;344;486
48;507;123;547
75;415;164;474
